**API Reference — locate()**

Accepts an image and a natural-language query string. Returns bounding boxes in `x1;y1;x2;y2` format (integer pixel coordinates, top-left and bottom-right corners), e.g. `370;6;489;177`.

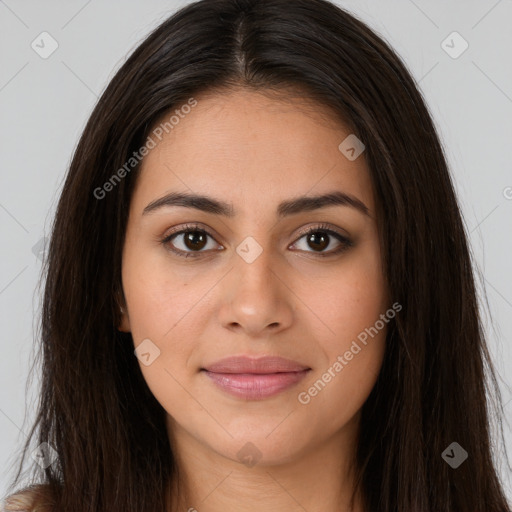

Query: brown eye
161;223;353;259
161;225;223;258
182;231;208;251
306;231;330;252
290;224;353;257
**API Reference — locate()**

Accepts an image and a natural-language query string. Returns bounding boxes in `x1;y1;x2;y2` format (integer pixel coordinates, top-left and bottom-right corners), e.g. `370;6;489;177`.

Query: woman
3;0;511;510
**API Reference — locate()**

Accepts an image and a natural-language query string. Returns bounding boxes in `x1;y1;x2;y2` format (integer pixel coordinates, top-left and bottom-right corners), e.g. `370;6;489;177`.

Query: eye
290;223;353;257
161;222;353;259
161;223;222;258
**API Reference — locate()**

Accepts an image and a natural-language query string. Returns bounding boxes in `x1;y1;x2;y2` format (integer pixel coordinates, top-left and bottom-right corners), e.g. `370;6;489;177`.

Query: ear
115;289;131;332
118;306;131;332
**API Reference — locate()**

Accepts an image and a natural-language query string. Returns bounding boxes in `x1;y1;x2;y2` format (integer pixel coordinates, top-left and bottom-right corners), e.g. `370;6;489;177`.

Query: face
119;88;389;467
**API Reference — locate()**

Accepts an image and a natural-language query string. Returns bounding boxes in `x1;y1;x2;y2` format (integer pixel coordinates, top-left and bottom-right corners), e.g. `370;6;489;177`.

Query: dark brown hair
5;0;511;511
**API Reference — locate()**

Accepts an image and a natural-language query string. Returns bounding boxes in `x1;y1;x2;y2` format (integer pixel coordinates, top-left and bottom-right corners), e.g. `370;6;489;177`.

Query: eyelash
161;223;353;259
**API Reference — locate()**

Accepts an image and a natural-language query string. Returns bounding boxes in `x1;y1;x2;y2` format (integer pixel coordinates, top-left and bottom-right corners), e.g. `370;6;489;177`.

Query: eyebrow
142;191;370;218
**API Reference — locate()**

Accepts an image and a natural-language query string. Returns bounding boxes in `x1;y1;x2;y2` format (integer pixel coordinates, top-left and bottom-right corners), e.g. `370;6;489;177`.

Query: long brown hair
5;0;511;510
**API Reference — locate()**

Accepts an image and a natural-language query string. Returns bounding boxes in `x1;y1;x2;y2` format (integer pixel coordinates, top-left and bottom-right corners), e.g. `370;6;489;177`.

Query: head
10;1;510;511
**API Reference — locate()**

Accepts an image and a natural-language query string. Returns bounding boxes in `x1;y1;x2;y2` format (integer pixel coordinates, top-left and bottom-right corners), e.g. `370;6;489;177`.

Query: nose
218;246;294;337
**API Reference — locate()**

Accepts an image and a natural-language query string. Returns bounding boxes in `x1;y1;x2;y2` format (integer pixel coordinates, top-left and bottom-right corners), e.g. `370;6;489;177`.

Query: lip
202;355;310;374
201;356;311;400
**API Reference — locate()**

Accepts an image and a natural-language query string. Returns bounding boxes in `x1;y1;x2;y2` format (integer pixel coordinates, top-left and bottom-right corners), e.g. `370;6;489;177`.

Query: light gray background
1;0;511;503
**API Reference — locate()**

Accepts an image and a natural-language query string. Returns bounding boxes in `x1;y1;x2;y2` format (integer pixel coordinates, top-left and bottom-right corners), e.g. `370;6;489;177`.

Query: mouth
201;369;311;400
200;355;311;400
202;370;311;400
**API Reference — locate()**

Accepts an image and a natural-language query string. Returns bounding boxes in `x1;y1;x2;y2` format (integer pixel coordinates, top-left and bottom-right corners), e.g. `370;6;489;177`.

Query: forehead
131;88;374;217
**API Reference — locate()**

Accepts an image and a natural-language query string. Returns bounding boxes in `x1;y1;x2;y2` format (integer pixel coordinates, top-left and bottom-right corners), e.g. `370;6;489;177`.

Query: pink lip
201;356;311;400
202;355;310;374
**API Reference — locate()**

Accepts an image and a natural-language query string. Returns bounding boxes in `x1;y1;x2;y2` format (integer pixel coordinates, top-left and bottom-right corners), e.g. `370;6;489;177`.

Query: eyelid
162;222;222;244
288;223;353;256
292;222;350;243
161;222;223;257
161;222;352;258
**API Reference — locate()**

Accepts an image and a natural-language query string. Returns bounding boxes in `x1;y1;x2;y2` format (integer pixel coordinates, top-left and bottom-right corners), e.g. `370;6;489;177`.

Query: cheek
305;238;387;345
120;247;202;389
299;239;387;404
122;242;205;339
297;282;386;430
123;263;204;417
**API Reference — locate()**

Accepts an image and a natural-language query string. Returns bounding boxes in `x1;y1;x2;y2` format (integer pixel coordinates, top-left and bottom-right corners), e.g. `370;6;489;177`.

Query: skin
118;88;389;512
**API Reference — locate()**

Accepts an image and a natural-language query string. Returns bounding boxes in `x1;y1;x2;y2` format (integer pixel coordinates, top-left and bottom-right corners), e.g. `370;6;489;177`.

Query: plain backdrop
1;0;511;503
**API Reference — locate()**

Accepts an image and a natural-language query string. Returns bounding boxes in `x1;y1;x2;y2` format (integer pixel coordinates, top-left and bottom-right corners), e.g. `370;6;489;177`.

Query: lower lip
202;369;311;400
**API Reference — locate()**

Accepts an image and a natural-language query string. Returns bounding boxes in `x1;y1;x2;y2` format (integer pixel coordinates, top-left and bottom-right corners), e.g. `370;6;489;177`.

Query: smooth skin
118;88;389;512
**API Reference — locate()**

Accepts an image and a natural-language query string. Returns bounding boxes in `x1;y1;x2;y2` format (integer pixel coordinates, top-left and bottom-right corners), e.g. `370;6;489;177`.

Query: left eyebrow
142;191;370;218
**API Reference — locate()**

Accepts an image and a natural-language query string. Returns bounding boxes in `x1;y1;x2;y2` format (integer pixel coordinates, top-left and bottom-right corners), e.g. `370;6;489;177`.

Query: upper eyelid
163;223;223;245
163;223;349;248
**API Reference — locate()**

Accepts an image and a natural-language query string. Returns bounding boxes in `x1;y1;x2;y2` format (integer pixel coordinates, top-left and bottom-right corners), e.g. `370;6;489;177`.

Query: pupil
309;232;328;251
185;231;206;251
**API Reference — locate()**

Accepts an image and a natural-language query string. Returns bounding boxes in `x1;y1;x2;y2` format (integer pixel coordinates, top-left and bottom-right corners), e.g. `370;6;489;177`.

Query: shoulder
2;484;54;511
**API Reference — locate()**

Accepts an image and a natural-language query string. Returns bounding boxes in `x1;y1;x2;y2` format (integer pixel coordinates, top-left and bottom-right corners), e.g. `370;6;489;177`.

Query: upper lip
202;356;310;374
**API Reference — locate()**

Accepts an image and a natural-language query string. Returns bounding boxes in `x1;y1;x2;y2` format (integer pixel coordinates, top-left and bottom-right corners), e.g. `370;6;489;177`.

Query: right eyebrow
142;190;370;218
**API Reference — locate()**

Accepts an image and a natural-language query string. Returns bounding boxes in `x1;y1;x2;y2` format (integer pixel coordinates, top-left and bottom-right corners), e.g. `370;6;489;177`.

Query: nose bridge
234;237;280;308
220;236;293;334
